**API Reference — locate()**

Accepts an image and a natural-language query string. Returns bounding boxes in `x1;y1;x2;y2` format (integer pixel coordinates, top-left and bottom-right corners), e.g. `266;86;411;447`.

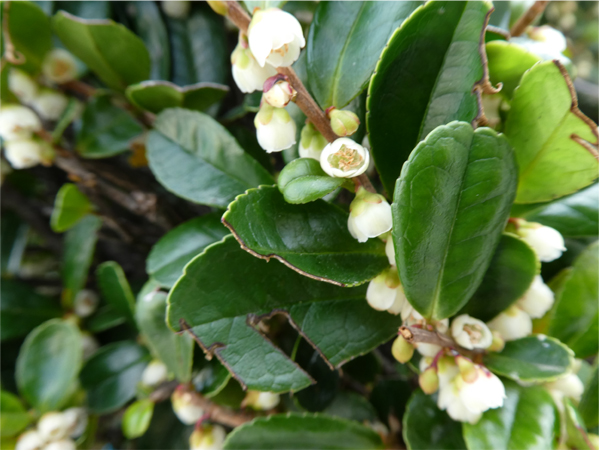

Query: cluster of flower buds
189;423;226;450
242;391;280;410
16;408;88;450
171;385;205;425
141;360;170;388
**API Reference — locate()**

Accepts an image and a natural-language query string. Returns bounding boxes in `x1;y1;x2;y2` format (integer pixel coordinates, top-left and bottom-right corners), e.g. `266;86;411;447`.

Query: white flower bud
16;430;44;450
487;305;532;341
248;8;305;68
546;373;584;402
243;391;280;410
298;122;327;160
415;343;443;358
517;275;554;319
254;103;296;152
436;318;450;334
320;138;369;178
37;412;70;442
171;387;204;425
347;187;392;242
0;105;42;141
189;424;226;450
437;381;482;424
43;439;76;450
451;314;493;350
458;365;506;415
73;289;99;318
436;355;459;388
231;42;277;93
517;221;566;262
263;78;295;108
161;1;190;19
81;333;99;360
9;69;38;104
386;284;407;315
528;25;567;52
31;89;68;121
385;237;395;266
4;139;54;169
62;407;88;439
42;49;78;84
366;268;404;312
141;360;169;387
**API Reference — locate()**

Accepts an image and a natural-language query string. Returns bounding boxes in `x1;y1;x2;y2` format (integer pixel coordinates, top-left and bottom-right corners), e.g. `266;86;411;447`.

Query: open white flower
320;137;369;178
243;391;280;410
38;411;70;442
347;187;392;242
385;237;396;266
161;1;190;19
31;89;68;121
231;42;277;93
248;8;305;68
254;103;296;152
298;122;327;160
517;222;566;262
189;424;226;450
487;305;532;341
142;360;169;387
517;275;554;318
0;105;42;141
73;289;99;318
451;314;493;350
4;139;54;169
171;387;204;425
366;268;404;312
263;78;295;108
9;69;38;103
16;430;44;450
42;49;78;84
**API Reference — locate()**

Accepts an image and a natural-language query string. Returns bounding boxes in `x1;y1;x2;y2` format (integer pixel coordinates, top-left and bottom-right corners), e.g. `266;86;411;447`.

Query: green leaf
579;363;598;429
0;391;32;438
307;1;421;109
486;41;541;98
51;98;81;145
126;81;228;115
403;390;465;450
96;261;136;324
367;1;492;195
194;359;231;399
50;184;93;232
1;212;28;277
147;108;274;208
322;392;378;423
84;305;127;333
504;61;599;204
54;1;110;19
222;186;388;287
460;234;538;322
223;413;384;450
76;95;143;159
136;280;194;382
16;319;83;412
294;341;339;412
122;399;154;439
277;158;348;204
62;215;102;307
483;335;574;382
392;122;517;319
463;380;557;450
146;213;229;288
548;241;599;358
6;1;52;74
565;399;593;450
1;280;62;342
80;341;150;414
53;11;151;90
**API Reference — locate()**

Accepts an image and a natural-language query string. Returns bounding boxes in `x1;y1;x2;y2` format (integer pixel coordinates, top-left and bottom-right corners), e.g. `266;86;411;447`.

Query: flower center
464;324;483;343
54;60;70;77
272;43;289;56
327;145;363;172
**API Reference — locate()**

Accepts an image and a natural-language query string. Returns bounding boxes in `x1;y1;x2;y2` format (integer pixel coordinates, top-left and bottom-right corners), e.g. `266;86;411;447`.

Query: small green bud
328;107;360;137
391;335;414;363
419;366;439;394
206;0;228;16
488;330;505;352
456;356;477;383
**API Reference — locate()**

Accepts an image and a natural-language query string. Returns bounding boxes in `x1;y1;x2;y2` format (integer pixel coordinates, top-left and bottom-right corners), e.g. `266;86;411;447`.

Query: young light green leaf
50;184;93;233
367;1;492;195
565;399;594;450
96;261;136;324
486;41;541;98
0;391;32;437
277;158;348;204
122;399;154;439
392;122;517;320
579;363;598;429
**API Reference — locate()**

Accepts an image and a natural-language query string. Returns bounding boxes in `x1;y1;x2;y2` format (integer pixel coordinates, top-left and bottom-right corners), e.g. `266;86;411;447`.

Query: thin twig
510;1;549;37
399;326;484;359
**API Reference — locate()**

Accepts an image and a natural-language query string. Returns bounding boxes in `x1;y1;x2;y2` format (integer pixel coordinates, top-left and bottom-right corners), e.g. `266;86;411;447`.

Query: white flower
16;430;44;450
4;139;53;169
386;284;407;315
37;412;70;442
347;187;392;242
248;8;305;68
451;314;493;350
436;318;450;334
385;237;395;266
73;289;99;318
517;275;554;319
254;103;296;152
320;137;369;178
0;105;42;141
436;355;460;388
31;89;68;121
415;343;443;358
546;373;584;402
487;305;532;341
528;25;567;52
161;1;190;19
518;222;566;262
366;268;404;312
231;42;277;93
42;49;78;84
43;439;76;450
62;407;88;439
437;381;482;424
263;79;295;108
458;365;506;414
142;360;169;387
9;69;38;103
171;387;204;425
298;123;327;160
189;424;226;450
243;391;280;410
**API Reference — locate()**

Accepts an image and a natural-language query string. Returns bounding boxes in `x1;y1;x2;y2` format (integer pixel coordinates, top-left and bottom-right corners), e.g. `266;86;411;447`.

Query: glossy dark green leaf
54;1;110;19
16;319;82;412
146;213;228;288
135;402;192;450
147;108;273;208
96;261;135;324
53;11;150;90
85;305;128;333
1;212;28;277
1;280;61;342
484;335;574;382
486;41;541;98
579;363;599;429
223;413;384;450
277;158;348;204
323;392;378;423
367;1;492;195
307;1;421;109
194;358;231;399
504;61;599;204
460;234;538;322
122;399;154;439
222;186;388;287
403;390;466;450
76;95;143;159
136;280;193;382
50;184;93;232
392;122;517;319
80;341;150;414
0;391;32;437
463;380;556;450
294;341;339;412
370;379;412;426
548;241;599;358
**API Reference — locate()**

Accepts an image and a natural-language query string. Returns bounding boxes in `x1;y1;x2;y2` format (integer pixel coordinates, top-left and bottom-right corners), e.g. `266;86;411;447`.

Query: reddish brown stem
510;1;549;37
399;326;484;360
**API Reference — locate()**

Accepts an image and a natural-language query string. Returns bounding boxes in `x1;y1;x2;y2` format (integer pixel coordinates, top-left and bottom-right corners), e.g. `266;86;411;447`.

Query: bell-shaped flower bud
298;122;327;160
8;69;38;104
189;424;226;450
231;41;277;93
171;386;204;425
488;330;505;352
516;220;566;262
243;391;280;410
366;267;402;311
419;367;439;394
437;378;482;424
142;360;169;388
451;314;493;350
31;89;68;121
415;343;443;358
458;364;506;415
16;430;44;450
42;49;78;84
161;1;190;19
206;0;227;16
487;305;532;341
386;283;408;315
528;25;567;52
43;440;76;450
320;137;369;178
517;275;554;319
327;107;360;137
62;407;88;439
73;289;99;318
436;355;459;388
248;8;305;68
347;187;392;242
37;411;70;442
385;237;396;266
0;105;42;141
391;335;414;363
263;76;296;108
254;103;296;152
4;138;54;170
546;373;584;402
